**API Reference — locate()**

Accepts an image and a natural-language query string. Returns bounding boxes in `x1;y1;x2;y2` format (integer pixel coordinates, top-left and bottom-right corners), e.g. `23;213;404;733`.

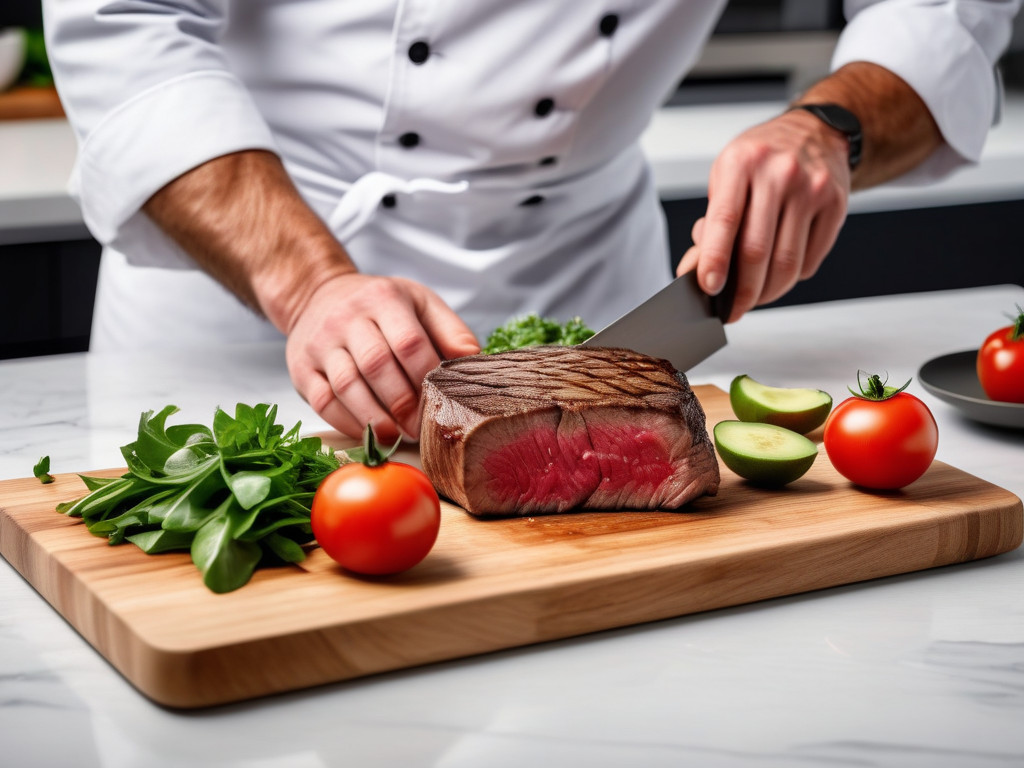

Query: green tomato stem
1010;305;1024;342
360;424;401;467
848;370;911;401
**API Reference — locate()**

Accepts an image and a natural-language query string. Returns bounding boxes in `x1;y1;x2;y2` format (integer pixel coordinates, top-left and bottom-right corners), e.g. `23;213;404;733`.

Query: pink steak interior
478;418;676;513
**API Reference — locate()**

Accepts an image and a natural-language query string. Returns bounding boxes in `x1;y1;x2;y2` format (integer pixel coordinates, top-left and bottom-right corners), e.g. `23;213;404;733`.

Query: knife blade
580;270;727;372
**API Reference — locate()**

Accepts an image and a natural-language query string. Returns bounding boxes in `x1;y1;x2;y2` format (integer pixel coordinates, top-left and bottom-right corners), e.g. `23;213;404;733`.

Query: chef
43;1;1019;441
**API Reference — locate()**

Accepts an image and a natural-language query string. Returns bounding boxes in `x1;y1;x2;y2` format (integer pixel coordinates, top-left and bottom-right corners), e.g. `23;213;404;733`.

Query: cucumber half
729;374;832;434
714;420;818;486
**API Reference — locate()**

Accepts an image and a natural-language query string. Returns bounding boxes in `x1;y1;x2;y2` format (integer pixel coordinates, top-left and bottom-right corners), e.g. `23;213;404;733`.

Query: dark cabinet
662;197;1024;307
0;238;101;359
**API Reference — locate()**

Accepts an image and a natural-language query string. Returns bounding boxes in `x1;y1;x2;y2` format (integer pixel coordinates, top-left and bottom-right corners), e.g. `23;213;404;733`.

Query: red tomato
977;309;1024;403
823;373;938;490
311;460;441;576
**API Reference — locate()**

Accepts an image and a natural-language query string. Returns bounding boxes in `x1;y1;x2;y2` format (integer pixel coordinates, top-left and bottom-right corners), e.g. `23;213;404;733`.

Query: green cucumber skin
713;421;818;486
729;375;832;434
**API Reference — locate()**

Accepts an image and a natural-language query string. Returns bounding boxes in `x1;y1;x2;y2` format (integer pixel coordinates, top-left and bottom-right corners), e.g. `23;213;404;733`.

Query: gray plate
918;350;1024;429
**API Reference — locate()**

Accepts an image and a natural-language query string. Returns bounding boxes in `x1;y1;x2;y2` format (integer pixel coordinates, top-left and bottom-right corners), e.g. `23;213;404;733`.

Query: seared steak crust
419;346;720;517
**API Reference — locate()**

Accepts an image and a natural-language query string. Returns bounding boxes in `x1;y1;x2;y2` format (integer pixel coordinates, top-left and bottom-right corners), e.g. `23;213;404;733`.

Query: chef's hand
142;149;479;442
284;272;480;442
676;62;945;323
675;107;850;323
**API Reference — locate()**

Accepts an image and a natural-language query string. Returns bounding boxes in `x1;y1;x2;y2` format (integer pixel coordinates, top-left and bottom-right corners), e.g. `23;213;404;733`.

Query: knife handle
710;251;740;323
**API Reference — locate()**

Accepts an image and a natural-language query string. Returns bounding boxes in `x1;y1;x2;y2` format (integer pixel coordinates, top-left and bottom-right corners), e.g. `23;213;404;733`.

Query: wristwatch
789;103;863;170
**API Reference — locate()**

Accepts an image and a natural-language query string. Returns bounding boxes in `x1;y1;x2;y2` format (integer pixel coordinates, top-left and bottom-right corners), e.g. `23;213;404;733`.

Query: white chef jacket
43;0;1019;351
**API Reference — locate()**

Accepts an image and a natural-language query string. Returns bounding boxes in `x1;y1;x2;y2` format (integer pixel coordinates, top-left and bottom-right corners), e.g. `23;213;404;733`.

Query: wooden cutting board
1;385;1020;709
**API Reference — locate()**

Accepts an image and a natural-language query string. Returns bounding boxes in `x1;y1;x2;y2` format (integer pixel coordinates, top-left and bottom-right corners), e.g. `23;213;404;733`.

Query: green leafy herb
33;456;54;484
482;314;594;354
56;403;342;593
20;28;54;88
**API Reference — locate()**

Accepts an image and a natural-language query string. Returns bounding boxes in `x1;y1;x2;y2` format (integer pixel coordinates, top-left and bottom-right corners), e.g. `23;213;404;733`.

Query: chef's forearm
792;61;943;190
142;150;357;333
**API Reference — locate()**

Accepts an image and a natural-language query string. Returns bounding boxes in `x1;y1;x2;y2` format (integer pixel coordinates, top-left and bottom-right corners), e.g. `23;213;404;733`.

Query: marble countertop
3;93;1023;244
2;284;1023;767
644;93;1024;213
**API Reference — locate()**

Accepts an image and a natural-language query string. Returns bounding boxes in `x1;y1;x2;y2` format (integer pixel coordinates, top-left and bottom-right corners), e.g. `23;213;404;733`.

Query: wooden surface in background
1;385;1020;709
0;86;64;120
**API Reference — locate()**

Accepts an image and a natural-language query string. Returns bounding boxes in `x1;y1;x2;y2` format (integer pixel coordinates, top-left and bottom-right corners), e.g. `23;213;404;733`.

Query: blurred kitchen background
1;0;1022;358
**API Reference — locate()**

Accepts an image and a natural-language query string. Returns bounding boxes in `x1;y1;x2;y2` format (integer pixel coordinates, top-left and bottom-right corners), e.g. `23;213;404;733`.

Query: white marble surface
2;285;1024;767
3;93;1024;242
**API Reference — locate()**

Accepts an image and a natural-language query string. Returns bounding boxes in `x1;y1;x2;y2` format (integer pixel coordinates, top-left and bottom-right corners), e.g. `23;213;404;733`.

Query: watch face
817;104;860;136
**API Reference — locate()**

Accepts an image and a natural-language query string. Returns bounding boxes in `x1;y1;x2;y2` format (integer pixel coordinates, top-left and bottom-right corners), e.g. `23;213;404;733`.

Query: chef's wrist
786;103;862;170
783;106;854;173
252;248;359;335
787;62;942;190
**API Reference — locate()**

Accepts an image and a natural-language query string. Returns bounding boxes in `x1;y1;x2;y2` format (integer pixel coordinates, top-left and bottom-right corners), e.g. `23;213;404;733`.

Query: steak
418;346;720;517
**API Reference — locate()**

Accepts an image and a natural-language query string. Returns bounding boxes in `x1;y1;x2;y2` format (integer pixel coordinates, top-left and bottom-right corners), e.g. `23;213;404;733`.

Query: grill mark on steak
419;346;720;516
425;348;687;412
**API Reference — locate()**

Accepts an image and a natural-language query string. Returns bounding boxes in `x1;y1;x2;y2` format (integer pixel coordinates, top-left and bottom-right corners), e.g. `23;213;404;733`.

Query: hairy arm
802;61;942;191
144;150;355;330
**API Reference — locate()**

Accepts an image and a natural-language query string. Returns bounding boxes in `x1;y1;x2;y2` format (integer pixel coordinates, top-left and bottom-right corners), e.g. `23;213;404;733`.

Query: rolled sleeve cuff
832;3;1000;184
70;70;278;268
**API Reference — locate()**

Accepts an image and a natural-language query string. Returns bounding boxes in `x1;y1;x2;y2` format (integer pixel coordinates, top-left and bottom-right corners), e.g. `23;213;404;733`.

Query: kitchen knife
581;270;727;372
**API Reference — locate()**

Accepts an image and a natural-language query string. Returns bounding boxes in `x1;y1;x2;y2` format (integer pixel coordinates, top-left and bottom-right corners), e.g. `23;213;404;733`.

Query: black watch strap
789;103;863;169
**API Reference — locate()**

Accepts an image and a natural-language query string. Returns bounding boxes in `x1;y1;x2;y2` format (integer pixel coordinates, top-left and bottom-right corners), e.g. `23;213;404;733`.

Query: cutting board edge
31;491;1018;710
10;466;1021;645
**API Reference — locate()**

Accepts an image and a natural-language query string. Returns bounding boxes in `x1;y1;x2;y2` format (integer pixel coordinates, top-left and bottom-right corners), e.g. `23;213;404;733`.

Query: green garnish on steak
482;314;594;354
